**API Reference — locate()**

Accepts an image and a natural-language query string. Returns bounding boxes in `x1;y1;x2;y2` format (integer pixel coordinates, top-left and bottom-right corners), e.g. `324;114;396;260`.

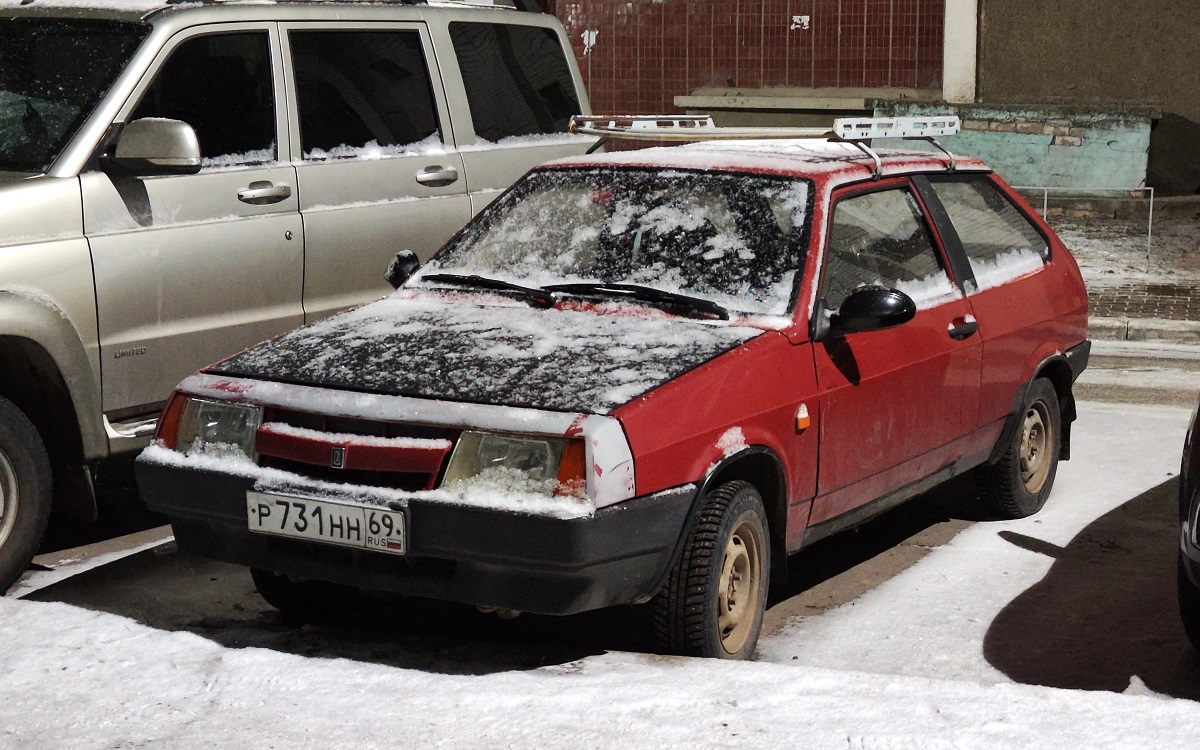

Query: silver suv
0;0;592;591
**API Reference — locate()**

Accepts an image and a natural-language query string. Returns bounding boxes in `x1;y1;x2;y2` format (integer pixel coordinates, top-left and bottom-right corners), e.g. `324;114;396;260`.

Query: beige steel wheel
652;480;770;660
977;378;1061;519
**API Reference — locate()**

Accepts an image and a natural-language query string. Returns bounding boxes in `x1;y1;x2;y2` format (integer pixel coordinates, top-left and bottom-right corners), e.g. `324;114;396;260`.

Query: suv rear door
809;179;982;527
83;23;303;426
281;22;472;321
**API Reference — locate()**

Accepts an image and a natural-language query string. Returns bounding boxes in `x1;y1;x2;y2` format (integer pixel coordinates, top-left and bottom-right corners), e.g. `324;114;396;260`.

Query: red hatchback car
137;117;1089;659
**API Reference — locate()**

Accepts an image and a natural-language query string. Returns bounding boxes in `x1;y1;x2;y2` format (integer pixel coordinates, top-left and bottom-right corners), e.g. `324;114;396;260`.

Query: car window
289;30;441;160
823;188;954;310
928;178;1049;292
449;22;580;142
132;32;274;167
0;18;147;173
424;168;810;316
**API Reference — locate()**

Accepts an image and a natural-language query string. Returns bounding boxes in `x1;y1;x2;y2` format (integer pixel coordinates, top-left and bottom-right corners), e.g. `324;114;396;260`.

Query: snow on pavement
0;401;1196;749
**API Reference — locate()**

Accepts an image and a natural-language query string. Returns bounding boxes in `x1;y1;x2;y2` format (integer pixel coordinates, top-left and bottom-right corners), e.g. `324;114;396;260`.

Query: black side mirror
385;249;420;289
825;286;916;339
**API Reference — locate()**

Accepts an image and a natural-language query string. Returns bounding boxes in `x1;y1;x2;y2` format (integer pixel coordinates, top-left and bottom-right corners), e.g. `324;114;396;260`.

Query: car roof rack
568;114;961;179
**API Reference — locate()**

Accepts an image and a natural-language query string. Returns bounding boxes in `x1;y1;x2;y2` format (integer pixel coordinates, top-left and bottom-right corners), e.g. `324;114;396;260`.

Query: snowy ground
1;401;1196;749
1054;215;1200;287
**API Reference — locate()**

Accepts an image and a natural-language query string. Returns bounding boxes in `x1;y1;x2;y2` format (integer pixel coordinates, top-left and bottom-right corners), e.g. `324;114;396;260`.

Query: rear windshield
0;18;147;172
424;167;813;317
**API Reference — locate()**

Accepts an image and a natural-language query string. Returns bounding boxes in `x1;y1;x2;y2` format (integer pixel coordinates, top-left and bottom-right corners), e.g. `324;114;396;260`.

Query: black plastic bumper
136;459;695;616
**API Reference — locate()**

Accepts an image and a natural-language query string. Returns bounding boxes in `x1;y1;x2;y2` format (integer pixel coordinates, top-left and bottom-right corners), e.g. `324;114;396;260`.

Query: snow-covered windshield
423;167;812;317
0;18;147;173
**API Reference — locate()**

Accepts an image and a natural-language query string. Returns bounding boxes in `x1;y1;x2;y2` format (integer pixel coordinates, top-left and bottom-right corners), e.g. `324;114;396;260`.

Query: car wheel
652;480;770;659
1178;554;1200;651
250;567;360;620
0;397;53;594
977;378;1061;519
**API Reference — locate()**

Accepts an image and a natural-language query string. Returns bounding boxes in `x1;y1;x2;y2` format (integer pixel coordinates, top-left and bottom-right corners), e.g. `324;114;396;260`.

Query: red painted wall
556;0;945;116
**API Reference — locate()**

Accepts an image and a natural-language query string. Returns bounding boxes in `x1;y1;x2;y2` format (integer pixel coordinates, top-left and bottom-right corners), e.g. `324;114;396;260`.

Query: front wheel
976;378;1061;519
1178;554;1200;651
250;567;360;621
0;397;53;594
652;481;770;659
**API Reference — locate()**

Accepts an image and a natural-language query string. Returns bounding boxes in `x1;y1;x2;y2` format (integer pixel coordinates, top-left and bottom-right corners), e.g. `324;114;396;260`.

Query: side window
928;178;1049;291
132;32;274;165
289;30;440;160
823;188;953;310
449;22;580;142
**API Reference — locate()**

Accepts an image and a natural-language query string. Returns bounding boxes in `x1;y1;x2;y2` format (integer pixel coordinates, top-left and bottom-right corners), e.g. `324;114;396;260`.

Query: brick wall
556;0;946;116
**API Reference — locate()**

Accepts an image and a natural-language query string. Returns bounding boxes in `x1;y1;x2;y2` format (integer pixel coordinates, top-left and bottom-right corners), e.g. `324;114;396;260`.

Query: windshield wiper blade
544;282;729;320
421;273;556;309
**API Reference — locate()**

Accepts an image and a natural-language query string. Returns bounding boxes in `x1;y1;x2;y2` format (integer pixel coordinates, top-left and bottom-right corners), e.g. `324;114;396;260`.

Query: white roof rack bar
833;116;961;140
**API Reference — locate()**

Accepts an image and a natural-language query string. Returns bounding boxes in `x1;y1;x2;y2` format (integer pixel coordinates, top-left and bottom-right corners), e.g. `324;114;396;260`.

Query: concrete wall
978;0;1200;124
874;101;1155;190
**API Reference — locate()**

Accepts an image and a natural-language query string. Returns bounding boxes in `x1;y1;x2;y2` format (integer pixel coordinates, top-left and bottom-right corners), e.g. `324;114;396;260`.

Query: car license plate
246;491;406;555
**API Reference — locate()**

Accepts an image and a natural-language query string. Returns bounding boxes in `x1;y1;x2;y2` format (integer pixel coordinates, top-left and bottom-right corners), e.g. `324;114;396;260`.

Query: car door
82;24;303;429
809;180;982;527
281;23;472;321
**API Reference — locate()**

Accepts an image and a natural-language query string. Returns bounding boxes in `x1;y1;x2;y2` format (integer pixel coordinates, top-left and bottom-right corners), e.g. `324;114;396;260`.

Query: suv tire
977;378;1061;519
0;397;53;594
652;480;770;659
250;567;360;621
1179;555;1200;651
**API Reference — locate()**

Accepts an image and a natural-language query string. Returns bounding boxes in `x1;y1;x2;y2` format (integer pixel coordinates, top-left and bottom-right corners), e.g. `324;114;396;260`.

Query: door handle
948;318;979;340
415;165;459;188
238;181;292;205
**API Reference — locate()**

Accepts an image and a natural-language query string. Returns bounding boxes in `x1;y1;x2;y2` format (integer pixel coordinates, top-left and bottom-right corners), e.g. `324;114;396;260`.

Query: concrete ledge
1090;316;1200;344
1017;193;1200;221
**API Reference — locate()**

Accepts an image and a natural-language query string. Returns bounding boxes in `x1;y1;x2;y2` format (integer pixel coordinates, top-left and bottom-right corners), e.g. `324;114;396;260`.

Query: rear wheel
250;567;360;621
652;481;769;659
977;378;1061;519
0;397;53;594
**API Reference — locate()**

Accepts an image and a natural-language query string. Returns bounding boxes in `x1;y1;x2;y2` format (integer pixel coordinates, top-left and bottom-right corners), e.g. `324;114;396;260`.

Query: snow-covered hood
209;294;765;414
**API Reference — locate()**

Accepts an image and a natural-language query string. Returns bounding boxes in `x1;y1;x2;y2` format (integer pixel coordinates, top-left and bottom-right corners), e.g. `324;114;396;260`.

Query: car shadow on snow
983;477;1200;700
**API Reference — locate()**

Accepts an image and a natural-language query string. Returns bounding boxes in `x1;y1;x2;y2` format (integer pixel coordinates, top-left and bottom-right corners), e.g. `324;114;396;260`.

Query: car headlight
172;398;263;460
442;431;586;497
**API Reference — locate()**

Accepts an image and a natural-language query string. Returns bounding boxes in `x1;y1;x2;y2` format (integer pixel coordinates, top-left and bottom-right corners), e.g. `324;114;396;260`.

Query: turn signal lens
555;439;587;498
154;392;186;450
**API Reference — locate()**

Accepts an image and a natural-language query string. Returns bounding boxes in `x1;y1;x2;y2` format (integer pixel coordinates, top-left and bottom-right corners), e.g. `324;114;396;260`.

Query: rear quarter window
929;178;1049;293
449;22;580;142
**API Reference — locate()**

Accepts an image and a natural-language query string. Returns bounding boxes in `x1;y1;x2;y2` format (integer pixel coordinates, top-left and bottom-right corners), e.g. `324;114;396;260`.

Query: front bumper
137;459;695;616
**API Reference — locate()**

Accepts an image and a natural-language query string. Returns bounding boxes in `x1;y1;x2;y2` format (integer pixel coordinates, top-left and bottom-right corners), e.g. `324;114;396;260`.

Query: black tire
1178;554;1200;651
0;397;53;594
652;480;770;659
977;378;1061;519
250;567;360;621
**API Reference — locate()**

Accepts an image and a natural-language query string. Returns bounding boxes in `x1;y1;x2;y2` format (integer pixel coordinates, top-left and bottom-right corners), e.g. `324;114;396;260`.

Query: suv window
928;177;1049;289
824;188;951;310
449;22;580;142
290;30;440;160
0;18;146;173
132;32;274;165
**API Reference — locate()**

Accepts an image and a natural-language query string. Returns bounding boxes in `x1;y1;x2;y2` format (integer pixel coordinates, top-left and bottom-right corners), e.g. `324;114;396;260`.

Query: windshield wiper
544;282;729;320
421;273;556;309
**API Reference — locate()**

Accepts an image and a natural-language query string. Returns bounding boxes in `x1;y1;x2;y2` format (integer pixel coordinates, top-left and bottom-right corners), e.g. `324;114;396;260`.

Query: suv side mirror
385;249;420;289
826;286;916;338
109;118;201;176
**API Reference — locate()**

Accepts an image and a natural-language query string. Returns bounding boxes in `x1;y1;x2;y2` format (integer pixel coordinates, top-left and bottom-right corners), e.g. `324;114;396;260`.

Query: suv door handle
948;317;980;340
415;166;459;188
238;181;292;205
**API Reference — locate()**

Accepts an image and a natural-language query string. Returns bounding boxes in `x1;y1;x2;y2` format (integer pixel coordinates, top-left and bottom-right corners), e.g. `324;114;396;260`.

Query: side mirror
826;286;916;338
109;118;201;175
385;249;420;289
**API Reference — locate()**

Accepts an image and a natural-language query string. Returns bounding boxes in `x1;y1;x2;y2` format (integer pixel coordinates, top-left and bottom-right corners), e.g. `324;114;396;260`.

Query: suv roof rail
569;114;961;179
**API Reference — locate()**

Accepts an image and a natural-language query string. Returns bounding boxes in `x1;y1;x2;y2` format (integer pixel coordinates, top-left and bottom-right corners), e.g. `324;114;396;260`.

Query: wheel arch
989;353;1076;465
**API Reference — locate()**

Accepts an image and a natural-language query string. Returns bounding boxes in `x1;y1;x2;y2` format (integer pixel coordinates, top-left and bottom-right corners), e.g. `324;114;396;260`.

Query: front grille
257;408;460;491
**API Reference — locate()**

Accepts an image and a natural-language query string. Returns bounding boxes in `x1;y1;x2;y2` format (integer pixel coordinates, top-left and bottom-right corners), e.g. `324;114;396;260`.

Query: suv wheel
652;480;770;659
250;567;360;621
1178;554;1200;650
0;397;52;594
977;378;1061;519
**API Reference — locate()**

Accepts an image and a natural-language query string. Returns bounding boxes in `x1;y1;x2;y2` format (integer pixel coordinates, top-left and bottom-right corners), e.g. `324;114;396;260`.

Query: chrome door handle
415;166;459;188
238;181;292;205
948;319;979;340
